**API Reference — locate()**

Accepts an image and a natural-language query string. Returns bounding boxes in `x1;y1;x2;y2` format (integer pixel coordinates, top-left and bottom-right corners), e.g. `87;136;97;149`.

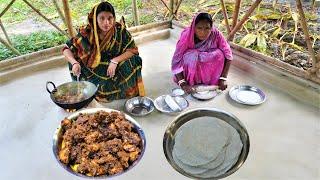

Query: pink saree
171;13;233;86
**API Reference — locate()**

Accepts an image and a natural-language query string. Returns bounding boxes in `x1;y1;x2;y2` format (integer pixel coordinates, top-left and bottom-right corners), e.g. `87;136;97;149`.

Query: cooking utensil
163;108;250;179
171;88;186;97
195;85;219;92
125;96;155;116
53;107;146;178
165;95;182;111
154;95;188;114
46;81;98;110
229;85;266;105
191;85;220;101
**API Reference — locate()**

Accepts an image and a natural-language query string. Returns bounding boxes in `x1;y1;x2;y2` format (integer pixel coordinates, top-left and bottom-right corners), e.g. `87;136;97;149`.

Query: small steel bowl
125;96;155;116
53;108;146;178
171;88;186;97
163;108;250;180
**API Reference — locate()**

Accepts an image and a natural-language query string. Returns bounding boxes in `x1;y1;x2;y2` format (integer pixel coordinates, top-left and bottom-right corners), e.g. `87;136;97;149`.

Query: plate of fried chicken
53;108;146;178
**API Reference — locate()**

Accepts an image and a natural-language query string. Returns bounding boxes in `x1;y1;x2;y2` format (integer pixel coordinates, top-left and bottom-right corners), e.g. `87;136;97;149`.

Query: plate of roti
163;108;250;179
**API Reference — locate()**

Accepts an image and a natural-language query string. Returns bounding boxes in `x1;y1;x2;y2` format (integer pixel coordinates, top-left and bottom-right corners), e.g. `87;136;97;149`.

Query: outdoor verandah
0;23;319;179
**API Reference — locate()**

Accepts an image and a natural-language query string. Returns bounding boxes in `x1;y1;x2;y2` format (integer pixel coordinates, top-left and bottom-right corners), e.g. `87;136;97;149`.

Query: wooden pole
0;19;12;45
295;0;318;67
227;0;262;41
160;0;171;12
0;0;16;18
62;0;75;37
52;0;68;28
169;0;174;19
132;0;140;26
311;0;315;11
174;0;183;16
159;0;176;19
0;36;21;55
231;0;241;30
21;0;68;37
220;0;231;34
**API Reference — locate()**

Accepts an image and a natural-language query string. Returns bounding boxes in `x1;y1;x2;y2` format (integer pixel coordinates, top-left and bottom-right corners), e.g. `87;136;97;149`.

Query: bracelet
72;62;80;67
219;77;227;81
178;79;186;86
110;60;118;65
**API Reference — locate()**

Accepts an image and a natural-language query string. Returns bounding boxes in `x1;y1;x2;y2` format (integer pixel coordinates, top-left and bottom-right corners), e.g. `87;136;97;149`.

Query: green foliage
139;14;155;25
109;0;135;11
0;0;59;23
0;0;142;26
257;33;267;52
240;33;257;48
250;8;289;21
271;27;281;38
0;31;67;61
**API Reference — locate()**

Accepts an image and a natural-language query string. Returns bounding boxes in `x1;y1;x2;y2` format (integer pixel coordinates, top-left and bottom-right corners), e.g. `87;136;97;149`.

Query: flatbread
192;90;218;100
198;145;227;169
173;117;229;166
198;121;243;178
172;147;227;175
198;157;238;178
172;150;208;174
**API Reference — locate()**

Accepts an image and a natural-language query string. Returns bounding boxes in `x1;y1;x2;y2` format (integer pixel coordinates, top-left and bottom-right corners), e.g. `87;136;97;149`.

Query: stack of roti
172;117;243;178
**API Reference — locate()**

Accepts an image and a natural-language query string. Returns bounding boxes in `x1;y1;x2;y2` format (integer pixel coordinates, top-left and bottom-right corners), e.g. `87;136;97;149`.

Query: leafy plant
239;22;268;53
257;33;267;52
0;31;67;61
240;33;257;47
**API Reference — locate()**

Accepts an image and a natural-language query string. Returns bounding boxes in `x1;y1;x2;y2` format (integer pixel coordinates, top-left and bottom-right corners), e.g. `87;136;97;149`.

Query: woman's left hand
107;63;117;78
218;79;227;90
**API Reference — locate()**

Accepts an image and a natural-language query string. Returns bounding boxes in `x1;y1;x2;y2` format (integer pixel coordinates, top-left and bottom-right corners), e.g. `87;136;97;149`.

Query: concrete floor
0;36;319;180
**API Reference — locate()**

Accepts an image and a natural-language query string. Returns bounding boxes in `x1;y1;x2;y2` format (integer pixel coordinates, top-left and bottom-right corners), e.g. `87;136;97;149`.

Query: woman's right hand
181;83;195;94
72;62;81;77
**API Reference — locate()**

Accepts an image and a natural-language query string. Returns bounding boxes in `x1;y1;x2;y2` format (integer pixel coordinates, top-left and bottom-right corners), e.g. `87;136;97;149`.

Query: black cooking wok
46;81;98;110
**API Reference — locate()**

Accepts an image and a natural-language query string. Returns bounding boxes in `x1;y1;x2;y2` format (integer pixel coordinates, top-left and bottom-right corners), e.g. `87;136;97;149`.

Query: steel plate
163;108;250;179
229;85;266;105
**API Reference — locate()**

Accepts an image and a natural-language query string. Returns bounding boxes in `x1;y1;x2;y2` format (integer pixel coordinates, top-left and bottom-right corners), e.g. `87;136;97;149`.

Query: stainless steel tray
163;108;250;179
229;85;266;105
154;95;188;114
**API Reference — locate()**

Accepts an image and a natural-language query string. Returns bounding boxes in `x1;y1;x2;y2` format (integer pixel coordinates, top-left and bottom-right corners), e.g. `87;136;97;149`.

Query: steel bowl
163;108;250;179
46;81;98;110
53;108;146;178
125;96;155;116
171;88;186;97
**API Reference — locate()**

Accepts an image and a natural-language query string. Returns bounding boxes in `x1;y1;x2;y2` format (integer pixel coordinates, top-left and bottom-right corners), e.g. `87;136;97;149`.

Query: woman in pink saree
172;13;233;93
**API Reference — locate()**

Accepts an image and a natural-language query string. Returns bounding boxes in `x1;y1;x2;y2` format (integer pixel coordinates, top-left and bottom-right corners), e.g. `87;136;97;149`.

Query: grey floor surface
0;38;319;180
